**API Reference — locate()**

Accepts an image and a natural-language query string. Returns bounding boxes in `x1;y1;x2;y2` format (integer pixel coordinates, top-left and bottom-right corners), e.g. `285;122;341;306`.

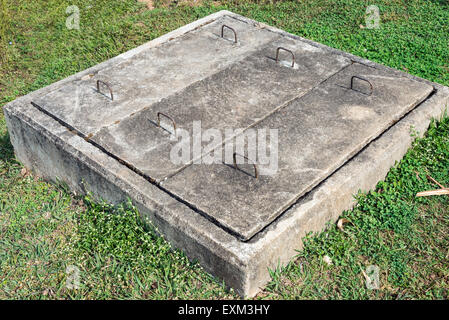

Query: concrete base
4;11;449;297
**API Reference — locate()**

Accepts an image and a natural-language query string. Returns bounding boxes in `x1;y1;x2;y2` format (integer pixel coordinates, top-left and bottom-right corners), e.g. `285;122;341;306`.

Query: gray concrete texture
164;62;433;240
4;11;449;297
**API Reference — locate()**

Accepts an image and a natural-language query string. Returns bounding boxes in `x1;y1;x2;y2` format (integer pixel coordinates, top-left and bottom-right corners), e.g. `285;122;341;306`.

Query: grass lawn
0;0;448;299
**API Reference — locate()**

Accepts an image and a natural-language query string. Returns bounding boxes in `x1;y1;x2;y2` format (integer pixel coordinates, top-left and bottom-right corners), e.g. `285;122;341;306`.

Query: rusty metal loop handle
275;47;295;68
350;76;373;95
233;153;258;179
157;112;177;135
221;25;237;43
96;80;113;100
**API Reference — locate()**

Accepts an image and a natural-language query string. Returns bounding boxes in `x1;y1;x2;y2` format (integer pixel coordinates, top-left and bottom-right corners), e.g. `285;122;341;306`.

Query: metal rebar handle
96;80;113;100
275;47;295;68
221;25;237;43
233;152;258;179
350;76;373;95
157;112;177;135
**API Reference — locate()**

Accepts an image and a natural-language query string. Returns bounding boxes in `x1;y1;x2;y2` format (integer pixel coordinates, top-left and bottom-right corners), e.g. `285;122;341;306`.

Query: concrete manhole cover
4;11;448;297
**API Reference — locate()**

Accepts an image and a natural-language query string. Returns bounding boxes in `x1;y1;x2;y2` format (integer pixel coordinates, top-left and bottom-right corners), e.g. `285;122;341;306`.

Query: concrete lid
162;62;433;241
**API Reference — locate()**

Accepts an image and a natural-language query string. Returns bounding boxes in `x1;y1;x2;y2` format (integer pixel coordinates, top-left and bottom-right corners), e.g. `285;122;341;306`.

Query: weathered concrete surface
163;62;433;240
32;15;280;136
3;11;449;298
92;36;350;181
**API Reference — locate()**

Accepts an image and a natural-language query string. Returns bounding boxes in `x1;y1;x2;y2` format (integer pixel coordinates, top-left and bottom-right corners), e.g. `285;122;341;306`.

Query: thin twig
426;175;446;189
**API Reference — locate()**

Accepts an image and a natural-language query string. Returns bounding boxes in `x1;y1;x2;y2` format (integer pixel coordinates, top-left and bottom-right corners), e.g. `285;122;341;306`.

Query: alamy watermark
167;121;279;176
65;265;80;290
365;5;381;29
66;5;80;30
364;265;380;290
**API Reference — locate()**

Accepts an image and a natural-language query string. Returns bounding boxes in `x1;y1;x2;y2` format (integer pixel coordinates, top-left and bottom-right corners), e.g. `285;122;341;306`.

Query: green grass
264;117;449;299
0;0;448;299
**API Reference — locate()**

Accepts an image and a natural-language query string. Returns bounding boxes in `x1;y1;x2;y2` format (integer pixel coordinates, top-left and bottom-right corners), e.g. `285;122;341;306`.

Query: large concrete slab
31;15;280;136
3;11;449;297
91;36;350;181
162;62;434;240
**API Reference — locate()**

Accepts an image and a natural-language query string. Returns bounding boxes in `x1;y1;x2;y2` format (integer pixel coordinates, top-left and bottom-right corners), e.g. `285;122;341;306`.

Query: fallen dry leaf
414;170;421;181
20;167;28;177
361;268;369;281
416;189;449;197
337;218;351;231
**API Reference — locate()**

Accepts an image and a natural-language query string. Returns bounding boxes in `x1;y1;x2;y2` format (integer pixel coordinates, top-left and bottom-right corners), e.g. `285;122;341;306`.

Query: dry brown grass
137;0;155;9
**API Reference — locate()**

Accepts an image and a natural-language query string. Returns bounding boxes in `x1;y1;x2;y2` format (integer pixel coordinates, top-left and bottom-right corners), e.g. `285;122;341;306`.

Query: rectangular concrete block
4;11;449;297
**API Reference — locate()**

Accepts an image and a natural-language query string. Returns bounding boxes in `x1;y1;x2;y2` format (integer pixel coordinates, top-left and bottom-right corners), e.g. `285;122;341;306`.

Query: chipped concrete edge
3;10;449;298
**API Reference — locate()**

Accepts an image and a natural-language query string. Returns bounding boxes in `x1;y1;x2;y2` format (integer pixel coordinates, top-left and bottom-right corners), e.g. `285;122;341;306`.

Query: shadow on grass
0;130;16;164
430;0;449;6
